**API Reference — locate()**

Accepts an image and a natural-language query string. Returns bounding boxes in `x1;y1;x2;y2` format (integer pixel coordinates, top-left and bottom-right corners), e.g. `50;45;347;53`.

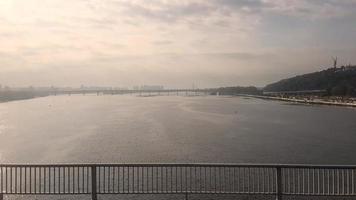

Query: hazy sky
1;0;356;88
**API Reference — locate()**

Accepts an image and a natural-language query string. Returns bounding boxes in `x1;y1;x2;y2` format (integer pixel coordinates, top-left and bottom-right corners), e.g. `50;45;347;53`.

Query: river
0;95;355;165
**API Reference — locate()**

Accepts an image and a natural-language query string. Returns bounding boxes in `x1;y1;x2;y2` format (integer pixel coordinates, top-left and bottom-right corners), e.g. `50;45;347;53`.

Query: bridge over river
50;89;214;96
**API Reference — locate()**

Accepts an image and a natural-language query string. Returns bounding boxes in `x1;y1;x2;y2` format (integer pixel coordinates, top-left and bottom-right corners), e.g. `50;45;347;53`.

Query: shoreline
2;93;356;108
238;94;356;108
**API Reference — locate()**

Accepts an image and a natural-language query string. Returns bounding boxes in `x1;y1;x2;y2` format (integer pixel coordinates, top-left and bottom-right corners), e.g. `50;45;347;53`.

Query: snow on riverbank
239;94;356;108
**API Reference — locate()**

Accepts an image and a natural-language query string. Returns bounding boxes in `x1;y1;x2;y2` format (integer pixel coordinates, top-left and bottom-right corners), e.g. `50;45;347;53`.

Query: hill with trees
212;86;262;95
264;66;356;96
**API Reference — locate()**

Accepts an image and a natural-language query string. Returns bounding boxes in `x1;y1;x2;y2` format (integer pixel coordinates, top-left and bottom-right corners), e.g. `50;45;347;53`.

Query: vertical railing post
91;166;97;200
276;167;282;200
0;193;3;200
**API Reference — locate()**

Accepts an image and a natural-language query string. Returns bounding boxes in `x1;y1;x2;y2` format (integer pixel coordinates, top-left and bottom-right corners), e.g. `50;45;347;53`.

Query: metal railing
0;164;356;199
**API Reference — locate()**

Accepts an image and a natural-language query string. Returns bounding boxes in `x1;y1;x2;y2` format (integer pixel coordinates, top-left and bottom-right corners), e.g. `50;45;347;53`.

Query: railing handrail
1;163;356;169
1;163;356;200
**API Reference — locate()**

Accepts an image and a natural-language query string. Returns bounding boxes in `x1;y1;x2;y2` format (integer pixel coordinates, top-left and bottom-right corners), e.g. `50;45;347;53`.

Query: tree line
264;66;356;96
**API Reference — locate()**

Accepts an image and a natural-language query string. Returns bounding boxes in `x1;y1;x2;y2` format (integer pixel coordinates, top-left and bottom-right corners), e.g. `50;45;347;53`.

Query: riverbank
2;91;356;108
239;94;356;108
0;90;50;103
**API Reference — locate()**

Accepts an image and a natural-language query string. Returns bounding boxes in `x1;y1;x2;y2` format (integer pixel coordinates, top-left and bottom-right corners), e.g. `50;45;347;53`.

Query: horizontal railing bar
97;191;277;194
282;194;356;197
0;193;91;195
4;193;355;197
4;192;356;196
1;163;356;169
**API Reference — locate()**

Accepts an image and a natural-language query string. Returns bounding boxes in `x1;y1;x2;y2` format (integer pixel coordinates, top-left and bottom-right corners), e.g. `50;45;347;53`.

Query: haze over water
0;95;355;165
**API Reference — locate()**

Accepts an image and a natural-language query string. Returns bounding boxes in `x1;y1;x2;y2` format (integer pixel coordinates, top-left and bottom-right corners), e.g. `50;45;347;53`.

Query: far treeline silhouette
264;66;356;96
212;86;262;95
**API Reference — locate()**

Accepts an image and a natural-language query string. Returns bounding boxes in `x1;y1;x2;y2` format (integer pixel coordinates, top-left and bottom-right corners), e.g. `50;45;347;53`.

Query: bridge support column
276;167;282;200
91;166;97;200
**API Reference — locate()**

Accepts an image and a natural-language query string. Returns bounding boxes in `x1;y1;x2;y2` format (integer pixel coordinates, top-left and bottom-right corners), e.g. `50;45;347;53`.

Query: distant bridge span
50;89;215;96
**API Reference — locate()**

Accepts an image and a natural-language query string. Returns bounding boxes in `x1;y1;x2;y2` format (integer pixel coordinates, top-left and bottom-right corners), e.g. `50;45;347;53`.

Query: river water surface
0;95;355;165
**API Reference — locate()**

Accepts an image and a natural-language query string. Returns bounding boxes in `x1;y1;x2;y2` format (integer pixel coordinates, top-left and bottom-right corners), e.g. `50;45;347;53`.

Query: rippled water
0;95;356;165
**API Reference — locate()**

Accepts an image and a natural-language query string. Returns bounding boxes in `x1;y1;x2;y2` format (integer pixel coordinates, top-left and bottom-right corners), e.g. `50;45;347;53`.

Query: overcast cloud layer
1;0;356;88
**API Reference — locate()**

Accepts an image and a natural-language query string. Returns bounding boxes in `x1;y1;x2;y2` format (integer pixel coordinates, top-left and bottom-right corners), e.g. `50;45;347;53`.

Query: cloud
213;0;356;20
18;45;86;57
216;0;272;13
113;0;216;23
0;32;20;38
1;0;356;87
152;40;173;45
201;52;274;60
262;0;356;19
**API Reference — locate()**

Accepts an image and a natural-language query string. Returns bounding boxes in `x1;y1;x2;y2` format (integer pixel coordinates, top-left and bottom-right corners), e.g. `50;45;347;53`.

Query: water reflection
0;95;355;165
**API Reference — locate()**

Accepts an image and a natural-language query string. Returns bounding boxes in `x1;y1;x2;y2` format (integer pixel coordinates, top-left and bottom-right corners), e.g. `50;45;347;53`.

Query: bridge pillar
91;166;97;200
276;167;282;200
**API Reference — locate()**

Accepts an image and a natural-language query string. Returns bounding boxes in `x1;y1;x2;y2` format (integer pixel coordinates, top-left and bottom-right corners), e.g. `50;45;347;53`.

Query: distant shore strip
239;94;356;108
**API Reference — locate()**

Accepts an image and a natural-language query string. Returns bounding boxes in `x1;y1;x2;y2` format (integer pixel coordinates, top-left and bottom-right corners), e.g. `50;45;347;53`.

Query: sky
0;0;356;88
